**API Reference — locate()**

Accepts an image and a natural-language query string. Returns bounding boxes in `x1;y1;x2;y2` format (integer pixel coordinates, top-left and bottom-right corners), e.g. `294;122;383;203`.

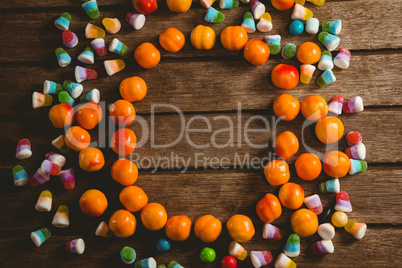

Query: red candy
346;131;362;146
271;64;299;90
62;30;74;42
221;256;237;268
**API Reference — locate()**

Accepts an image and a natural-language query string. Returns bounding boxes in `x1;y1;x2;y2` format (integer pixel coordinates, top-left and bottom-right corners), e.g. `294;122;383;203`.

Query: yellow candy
300;64;316;84
40;190;52;198
291;4;313;21
308;0;325;6
102;18;121;34
331;211;348;228
295;0;305;5
52;205;70;228
35;190;52;212
85;23;105;39
344;220;367;239
260;12;272;22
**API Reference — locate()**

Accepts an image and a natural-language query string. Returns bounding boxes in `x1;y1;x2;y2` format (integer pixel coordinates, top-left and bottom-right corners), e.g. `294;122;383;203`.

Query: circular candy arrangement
13;0;368;267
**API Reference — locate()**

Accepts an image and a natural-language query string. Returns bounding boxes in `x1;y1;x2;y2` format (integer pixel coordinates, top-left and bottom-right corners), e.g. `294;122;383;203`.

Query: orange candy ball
120;186;148;212
65;126;90;152
271;0;295;10
79;189;108;217
111;158;138;186
256;193;282;223
295;153;322;181
315;116;344;144
323;151;350;178
194;215;222;243
273;94;300;121
79;148;105;172
141;203;168;231
190;25;216;50
297;42;321;64
165;215;192;241
135;42;160;69
244;39;270;66
271;64;299;90
291;208;318;237
49;103;74;128
264;160;290;186
220;26;248;51
226;214;255;242
109;209;137;238
75;102;103;130
159;27;185;52
167;0;191;13
279;183;304;209
273;131;299;159
120;76;147;102
109;100;136;126
301;95;328;121
111;128;136;156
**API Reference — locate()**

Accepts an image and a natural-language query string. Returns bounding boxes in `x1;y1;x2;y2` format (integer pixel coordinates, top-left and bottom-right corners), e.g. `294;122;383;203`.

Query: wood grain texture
1;52;401;117
1;0;402;63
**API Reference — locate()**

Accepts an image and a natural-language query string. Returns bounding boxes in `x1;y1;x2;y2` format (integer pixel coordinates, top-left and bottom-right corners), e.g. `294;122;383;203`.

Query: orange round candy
79;148;105;172
120;76;147;102
120;186;148;212
291;208;318;237
271;64;299;90
109;100;136;126
65;126;90;152
79;189;108;217
111;128;136;156
315;116;344;144
273;131;299;159
323;151;350;178
264;160;290;186
226;214;255;242
190;25;216;50
279;183;304;209
220;26;248;51
244;39;270;66
141;203;168;231
109;209;137;238
49;103;74;128
167;0;191;13
256;193;282;223
194;215;222;243
271;0;295;10
273;94;300;121
111;158;138;186
75;102;103;130
301;95;328;121
135;42;160;69
295;153;322;181
297;42;321;64
165;215;192;241
159;27;185;52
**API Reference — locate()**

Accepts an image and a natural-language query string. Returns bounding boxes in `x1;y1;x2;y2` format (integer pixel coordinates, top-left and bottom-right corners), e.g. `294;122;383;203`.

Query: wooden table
1;0;401;267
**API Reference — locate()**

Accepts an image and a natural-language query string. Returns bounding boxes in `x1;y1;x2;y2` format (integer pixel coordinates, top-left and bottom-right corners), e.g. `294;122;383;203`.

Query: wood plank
1;0;401;63
1;52;401;117
0;110;401;171
0;166;401;231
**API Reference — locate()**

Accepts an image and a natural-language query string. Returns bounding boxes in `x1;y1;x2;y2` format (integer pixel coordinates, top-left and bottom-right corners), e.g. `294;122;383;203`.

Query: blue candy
289;20;304;35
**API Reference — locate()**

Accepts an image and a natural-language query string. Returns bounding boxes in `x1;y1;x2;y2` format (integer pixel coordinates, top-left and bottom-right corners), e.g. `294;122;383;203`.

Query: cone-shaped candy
104;59;125;76
134;257;157;267
316;69;336;88
58;91;74;106
322;19;342;35
66;238;85;254
12;165;29;186
75;66;98;83
85;23;105;39
46;152;66;167
52;135;71;153
63;80;83;98
201;0;218;8
35;190;52;212
167;261;183;268
304;194;323;215
262;223;283;240
32;92;53;109
328;94;344;115
250;0;265;19
265;35;281;55
257;13;272;32
334;48;351;69
204;7;225;23
40;159;61;176
31;228;51;247
52;205;69;228
318;50;333;70
291;4;313;20
126;13;146;30
95;221;112;237
59;168;75;190
109;38;128;56
29;168;50;187
16;139;32;159
103;18;121;34
319;178;340;193
241;12;256;33
346;131;362;146
311;240;334;255
55;48;71;67
219;0;239;9
54;12;71;31
282;43;297;59
318;31;340;51
43;80;63;95
250;251;273;268
62;30;79;48
344;220;367;239
306;18;319;34
349;159;367;175
345;143;366;160
82;0;100;19
121;246;136;264
343;96;364;114
307;0;325;6
317;223;335;240
80;88;100;103
90;38;107;57
335;191;352;212
274;253;296;268
229;241;247;260
284;234;300;257
300;64;315;84
78;46;95;65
